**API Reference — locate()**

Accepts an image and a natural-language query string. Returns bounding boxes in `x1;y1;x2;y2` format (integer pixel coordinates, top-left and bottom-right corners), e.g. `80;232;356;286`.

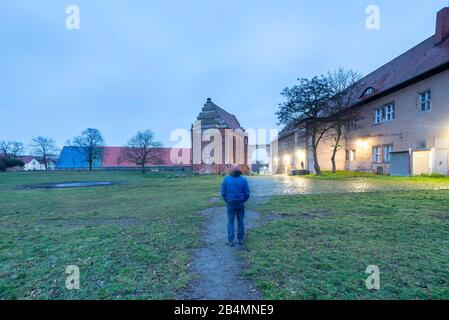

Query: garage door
390;152;410;176
413;150;431;175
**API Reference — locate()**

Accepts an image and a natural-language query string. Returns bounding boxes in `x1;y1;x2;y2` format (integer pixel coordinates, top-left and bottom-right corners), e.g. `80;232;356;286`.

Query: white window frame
374;102;395;124
375;109;383;124
384;103;395;121
418;90;431;112
372;146;382;163
383;144;393;163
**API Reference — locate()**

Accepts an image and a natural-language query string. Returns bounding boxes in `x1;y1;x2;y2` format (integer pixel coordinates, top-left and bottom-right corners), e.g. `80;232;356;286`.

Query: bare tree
327;68;361;173
72;128;105;171
11;142;24;158
123;130;162;173
0;140;24;159
31;136;58;171
0;141;9;158
277;76;333;175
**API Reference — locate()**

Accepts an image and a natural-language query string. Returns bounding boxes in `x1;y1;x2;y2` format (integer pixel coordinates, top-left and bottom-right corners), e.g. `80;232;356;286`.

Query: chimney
436;7;449;43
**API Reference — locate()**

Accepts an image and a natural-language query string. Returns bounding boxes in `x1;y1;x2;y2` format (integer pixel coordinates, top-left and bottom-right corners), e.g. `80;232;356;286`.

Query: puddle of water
22;181;116;189
53;182;113;188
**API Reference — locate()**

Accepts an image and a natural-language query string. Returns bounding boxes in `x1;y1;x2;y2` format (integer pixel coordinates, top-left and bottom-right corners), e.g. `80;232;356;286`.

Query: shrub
0;158;25;172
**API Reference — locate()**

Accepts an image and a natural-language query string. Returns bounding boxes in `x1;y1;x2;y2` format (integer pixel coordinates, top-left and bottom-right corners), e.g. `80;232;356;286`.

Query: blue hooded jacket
221;171;250;207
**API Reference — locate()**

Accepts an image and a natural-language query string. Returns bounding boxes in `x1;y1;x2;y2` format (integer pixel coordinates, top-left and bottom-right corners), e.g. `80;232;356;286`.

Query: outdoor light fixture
357;140;368;149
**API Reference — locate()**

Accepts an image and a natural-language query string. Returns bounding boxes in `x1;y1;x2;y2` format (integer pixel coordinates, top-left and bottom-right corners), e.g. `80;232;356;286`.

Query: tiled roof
215;105;242;130
196;98;243;130
17;156;51;165
349;34;449;107
17;156;35;164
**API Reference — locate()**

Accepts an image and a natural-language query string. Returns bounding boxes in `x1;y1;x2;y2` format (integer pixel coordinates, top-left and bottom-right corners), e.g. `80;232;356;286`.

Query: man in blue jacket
221;165;250;247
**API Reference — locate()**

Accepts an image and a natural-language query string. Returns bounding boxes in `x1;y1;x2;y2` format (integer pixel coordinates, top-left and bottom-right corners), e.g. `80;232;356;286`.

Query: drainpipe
408;148;412;177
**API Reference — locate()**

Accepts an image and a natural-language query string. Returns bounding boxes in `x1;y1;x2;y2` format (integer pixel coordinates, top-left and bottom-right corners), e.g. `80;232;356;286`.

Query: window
418;90;431;112
350;150;356;161
375;108;383;124
372;146;382;163
362;87;375;97
347;118;358;131
416;140;427;150
384;144;393;163
374;102;395;124
384;103;395;121
345;150;356;161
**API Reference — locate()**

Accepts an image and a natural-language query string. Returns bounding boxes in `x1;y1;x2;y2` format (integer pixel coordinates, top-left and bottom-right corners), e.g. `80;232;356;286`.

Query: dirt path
180;206;271;300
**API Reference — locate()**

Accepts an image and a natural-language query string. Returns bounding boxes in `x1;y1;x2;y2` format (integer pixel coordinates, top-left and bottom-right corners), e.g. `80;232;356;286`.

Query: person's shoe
227;241;235;247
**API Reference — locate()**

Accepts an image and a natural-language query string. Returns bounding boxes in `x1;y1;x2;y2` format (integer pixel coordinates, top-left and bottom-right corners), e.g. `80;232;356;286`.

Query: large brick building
274;7;449;176
191;98;249;174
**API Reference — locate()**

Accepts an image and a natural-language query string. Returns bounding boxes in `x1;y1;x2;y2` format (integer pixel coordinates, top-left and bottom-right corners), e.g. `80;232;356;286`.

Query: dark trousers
227;205;245;243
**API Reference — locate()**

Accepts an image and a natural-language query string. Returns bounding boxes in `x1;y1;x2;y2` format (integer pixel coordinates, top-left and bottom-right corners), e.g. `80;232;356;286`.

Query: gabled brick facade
191;98;249;175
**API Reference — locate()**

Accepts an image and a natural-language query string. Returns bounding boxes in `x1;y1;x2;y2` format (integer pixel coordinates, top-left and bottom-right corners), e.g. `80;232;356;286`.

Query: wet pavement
247;175;449;199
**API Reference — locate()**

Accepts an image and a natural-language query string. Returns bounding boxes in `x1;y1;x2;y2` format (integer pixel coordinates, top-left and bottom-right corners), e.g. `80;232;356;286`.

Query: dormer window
361;87;375;97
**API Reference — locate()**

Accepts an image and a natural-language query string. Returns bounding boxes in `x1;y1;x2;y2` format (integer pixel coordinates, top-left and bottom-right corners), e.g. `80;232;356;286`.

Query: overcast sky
1;0;448;151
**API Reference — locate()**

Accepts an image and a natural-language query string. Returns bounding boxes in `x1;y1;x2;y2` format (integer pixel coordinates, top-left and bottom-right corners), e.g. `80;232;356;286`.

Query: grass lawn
305;170;449;184
246;185;449;299
0;171;221;299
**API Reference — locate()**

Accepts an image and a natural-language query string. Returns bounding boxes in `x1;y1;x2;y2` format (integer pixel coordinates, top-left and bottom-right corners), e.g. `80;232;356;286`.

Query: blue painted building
56;147;103;170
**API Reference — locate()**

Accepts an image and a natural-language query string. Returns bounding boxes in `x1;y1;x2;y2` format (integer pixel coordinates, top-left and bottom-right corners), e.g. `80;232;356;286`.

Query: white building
19;157;48;171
